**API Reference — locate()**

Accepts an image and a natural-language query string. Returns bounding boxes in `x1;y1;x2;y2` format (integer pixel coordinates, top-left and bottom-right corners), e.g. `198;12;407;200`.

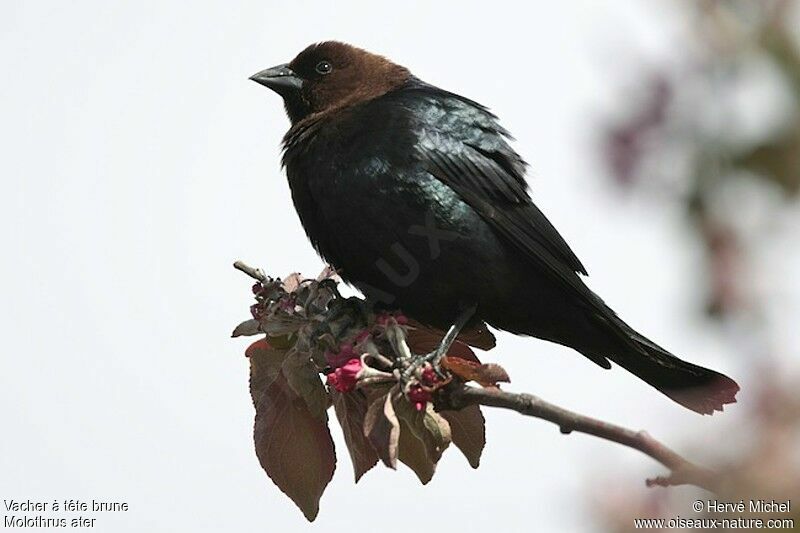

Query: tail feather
608;331;739;415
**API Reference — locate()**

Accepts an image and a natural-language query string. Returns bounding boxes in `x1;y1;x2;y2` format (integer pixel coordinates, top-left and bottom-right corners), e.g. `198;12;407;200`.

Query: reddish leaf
459;322;497;351
332;390;378;481
406;329;481;364
440;405;486;468
363;390;399;469
246;339;289;392
407;319;496;352
472;363;510;385
245;338;272;358
441;356;510;387
250;352;335;521
444;342;481;364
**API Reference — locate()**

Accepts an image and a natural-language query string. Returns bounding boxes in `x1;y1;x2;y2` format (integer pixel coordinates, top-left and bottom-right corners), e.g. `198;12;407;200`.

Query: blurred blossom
604;76;673;187
591;372;800;532
601;0;800;320
593;2;800;529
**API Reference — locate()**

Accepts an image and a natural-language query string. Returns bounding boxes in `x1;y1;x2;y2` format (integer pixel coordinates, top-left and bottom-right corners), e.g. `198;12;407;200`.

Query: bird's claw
399;305;477;389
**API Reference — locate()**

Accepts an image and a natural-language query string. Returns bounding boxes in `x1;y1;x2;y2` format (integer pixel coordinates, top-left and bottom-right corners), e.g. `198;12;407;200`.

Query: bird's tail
605;324;739;415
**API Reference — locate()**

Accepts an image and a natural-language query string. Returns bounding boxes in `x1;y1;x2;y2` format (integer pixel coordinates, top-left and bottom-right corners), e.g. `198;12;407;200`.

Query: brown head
250;42;412;124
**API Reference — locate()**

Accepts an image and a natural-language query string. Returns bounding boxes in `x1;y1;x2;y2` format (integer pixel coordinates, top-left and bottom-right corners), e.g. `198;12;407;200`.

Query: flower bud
326;358;363;392
407;384;432;411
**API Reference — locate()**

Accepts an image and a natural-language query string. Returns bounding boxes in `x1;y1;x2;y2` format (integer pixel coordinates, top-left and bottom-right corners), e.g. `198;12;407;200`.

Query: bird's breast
279;101;520;323
286;149;507;311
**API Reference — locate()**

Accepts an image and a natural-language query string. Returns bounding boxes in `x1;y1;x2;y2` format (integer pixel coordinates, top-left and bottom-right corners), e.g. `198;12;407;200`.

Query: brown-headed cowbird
250;41;739;414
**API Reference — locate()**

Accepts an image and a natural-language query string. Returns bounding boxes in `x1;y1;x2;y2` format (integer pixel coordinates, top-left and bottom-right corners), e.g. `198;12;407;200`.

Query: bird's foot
399;305;477;388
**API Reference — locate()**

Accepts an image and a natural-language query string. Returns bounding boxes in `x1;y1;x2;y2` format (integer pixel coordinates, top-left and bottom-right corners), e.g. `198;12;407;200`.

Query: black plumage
251;42;739;414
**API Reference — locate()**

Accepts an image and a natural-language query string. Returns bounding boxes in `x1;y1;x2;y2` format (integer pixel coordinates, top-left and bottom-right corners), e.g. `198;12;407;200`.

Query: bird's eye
315;60;333;75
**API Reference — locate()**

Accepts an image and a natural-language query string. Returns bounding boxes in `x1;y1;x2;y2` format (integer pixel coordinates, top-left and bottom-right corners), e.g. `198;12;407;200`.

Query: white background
2;1;796;532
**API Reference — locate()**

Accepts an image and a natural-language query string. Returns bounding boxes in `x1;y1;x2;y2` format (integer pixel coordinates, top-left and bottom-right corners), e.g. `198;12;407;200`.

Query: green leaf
392;390;451;463
397;419;436;484
232;319;261;337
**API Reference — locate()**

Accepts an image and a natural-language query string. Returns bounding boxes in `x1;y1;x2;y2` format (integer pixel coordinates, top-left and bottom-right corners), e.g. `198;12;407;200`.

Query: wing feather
398;85;640;345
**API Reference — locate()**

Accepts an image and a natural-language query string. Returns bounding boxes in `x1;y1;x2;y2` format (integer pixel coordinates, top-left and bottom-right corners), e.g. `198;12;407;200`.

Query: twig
234;260;267;282
440;384;720;492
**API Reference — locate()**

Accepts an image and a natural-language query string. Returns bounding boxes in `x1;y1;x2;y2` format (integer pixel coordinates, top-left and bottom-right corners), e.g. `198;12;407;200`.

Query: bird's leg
400;304;477;385
425;304;477;372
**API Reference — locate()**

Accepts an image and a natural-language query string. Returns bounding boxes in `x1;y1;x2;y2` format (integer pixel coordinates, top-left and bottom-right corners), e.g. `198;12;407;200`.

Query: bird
250;41;739;414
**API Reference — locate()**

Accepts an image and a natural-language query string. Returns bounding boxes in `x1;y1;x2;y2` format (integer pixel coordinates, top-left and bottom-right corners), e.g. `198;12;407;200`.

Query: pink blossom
326;358;363;393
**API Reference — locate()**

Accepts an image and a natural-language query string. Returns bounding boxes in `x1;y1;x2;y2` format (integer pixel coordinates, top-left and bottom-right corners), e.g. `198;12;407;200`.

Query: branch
234;260;721;496
233;260;267;281
439;384;719;492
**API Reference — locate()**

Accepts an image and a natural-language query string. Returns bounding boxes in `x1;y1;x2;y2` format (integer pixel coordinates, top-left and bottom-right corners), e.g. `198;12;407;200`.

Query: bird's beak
249;64;302;94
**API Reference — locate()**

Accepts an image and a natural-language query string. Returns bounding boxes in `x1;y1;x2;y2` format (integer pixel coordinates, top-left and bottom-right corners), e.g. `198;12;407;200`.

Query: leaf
260;314;306;336
363;390;399;469
358;384;435;482
232;319;262;337
266;334;295;350
397;419;436;484
422;406;452;461
250;362;335;521
332;390;378;482
246;338;289;393
316;265;338;281
440;405;486;468
282;350;330;420
458;322;497;351
392;391;451;463
406;320;495;353
441;356;511;387
245;337;274;358
281;272;303;292
406;330;481;364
